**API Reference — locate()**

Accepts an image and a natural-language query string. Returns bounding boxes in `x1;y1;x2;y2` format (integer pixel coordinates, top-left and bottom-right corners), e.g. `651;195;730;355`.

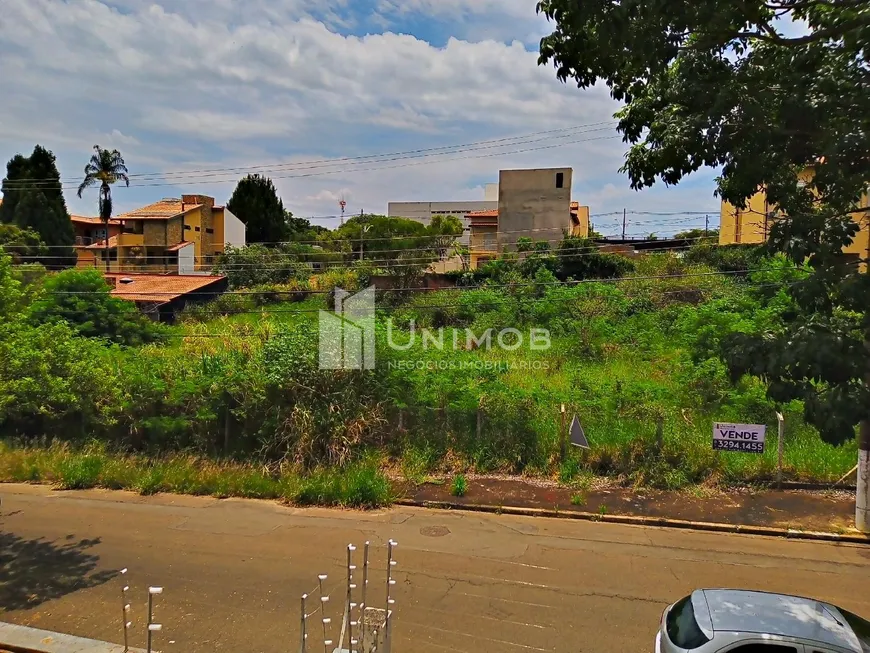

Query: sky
0;0;722;238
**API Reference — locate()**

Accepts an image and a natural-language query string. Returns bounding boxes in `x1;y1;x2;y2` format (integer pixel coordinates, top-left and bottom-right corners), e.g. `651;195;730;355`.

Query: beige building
463;168;588;269
719;168;870;262
497;168;574;252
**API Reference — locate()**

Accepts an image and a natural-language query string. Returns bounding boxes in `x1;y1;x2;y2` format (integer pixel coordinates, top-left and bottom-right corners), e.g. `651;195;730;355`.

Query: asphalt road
1;484;869;653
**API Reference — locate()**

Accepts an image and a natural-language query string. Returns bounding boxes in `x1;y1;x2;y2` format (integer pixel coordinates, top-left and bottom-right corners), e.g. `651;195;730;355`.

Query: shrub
28;268;165;345
450;473;468;497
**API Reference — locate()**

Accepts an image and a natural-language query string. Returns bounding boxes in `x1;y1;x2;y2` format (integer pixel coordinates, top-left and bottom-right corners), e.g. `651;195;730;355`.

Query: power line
8;239;715;270
3;224;721;251
2;123;617;190
35;266;793;297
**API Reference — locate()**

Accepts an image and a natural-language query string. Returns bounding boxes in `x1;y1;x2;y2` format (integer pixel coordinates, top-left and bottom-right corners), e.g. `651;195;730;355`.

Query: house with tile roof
75;194;245;273
105;273;229;322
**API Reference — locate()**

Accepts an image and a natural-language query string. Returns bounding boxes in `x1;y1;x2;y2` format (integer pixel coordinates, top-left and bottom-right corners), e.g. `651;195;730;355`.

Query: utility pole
705;215;709;237
622;209;627;240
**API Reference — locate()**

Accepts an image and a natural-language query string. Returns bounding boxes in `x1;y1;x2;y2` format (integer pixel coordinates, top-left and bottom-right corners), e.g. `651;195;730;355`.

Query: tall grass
0;441;393;508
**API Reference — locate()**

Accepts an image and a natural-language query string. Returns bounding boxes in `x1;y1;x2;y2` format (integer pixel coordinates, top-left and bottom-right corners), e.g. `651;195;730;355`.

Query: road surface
1;484;868;653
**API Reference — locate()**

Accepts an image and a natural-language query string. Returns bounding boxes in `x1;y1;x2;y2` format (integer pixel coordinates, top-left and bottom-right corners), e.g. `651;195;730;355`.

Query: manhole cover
420;525;450;537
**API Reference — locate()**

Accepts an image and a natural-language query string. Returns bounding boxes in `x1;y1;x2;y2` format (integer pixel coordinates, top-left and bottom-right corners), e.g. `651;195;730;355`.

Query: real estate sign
712;423;766;454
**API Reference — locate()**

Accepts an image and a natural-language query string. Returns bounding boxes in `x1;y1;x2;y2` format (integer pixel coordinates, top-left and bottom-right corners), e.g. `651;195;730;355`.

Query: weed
570;492;586;506
598;504;608;516
451;473;468;497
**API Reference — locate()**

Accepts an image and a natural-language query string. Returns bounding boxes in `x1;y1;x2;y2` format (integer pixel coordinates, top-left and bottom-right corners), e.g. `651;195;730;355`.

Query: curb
393;499;870;545
0;622;147;653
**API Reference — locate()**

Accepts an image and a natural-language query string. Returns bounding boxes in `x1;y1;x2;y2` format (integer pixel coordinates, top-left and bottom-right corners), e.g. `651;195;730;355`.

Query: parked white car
656;589;870;653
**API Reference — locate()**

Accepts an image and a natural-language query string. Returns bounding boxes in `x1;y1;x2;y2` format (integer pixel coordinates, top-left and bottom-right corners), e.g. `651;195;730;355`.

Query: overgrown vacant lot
0;246;858;503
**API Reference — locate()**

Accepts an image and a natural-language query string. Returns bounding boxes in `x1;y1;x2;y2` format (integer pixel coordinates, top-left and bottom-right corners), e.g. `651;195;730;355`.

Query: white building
387;184;499;245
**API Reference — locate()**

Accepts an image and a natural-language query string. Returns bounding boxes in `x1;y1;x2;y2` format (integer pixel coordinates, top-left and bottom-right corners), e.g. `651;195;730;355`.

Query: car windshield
666;596;711;650
841;609;870;653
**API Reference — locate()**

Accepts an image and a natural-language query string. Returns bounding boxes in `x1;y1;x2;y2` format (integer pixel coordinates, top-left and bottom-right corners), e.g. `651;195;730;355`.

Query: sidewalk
397;477;859;535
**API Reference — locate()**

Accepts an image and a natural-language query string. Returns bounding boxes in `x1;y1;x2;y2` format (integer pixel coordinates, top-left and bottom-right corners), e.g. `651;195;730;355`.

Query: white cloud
0;0;717;229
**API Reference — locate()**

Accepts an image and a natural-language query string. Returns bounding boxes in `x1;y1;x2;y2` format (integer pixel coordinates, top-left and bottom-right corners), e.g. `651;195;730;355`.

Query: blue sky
0;0;721;237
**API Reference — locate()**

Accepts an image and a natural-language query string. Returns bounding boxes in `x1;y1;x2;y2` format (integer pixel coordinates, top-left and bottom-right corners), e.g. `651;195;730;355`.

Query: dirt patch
396;478;856;533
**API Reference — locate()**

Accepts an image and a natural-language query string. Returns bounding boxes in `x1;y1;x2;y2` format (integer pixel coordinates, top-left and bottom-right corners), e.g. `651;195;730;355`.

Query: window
184;224;192;231
556;172;564;188
841;609;870;653
205;228;214;234
195;226;201;232
666;596;710;649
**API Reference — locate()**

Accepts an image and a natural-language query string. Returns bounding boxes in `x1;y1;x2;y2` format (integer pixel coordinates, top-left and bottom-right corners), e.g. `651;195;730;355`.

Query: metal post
559;404;567;463
120;568;131;653
146;586;163;653
318;574;332;653
776;412;785;487
361;542;370;611
705;215;709;237
622;209;627;240
343;544;357;653
301;594;309;653
384;540;397;653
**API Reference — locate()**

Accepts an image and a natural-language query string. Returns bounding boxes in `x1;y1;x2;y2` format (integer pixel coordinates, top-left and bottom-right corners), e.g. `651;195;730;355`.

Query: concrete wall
222;207;246;249
497;168;573;252
178;242;195;274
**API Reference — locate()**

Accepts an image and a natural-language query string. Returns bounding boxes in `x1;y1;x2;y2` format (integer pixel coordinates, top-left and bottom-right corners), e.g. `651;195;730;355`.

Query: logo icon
319;286;376;370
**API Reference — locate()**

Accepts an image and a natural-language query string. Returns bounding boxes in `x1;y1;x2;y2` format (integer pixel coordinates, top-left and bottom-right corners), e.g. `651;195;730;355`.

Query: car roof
697;589;862;652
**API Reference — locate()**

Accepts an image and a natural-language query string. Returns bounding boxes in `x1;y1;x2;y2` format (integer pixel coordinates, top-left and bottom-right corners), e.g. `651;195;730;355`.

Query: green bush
28;268;165;345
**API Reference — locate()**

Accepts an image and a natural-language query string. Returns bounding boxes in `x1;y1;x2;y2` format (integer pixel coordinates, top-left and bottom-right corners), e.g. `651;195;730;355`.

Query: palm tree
77;145;130;272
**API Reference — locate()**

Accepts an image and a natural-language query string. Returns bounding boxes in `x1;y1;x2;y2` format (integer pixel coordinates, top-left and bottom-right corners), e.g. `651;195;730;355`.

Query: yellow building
570;202;590;238
719;170;870;261
467;209;499;269
79;195;246;273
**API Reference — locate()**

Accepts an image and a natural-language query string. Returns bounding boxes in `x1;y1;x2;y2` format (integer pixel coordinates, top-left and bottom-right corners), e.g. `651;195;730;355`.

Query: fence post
119;568;131;653
559;404;567;463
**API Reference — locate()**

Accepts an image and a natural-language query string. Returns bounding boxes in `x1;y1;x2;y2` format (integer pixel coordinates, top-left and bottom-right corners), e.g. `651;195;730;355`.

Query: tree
29;268;164;346
285;210;329;242
0;145;75;264
77;146;130;272
0;223;48;263
0;250;23;318
227;175;288;244
557;236;634;280
537;0;870;528
674;228;719;241
427;214;464;260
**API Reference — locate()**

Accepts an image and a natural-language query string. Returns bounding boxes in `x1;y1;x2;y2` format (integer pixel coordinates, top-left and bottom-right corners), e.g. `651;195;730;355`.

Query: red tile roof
166;241;194;252
85;235;119;250
119;199;202;220
70;215;124;225
466;209;499;218
106;273;226;304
